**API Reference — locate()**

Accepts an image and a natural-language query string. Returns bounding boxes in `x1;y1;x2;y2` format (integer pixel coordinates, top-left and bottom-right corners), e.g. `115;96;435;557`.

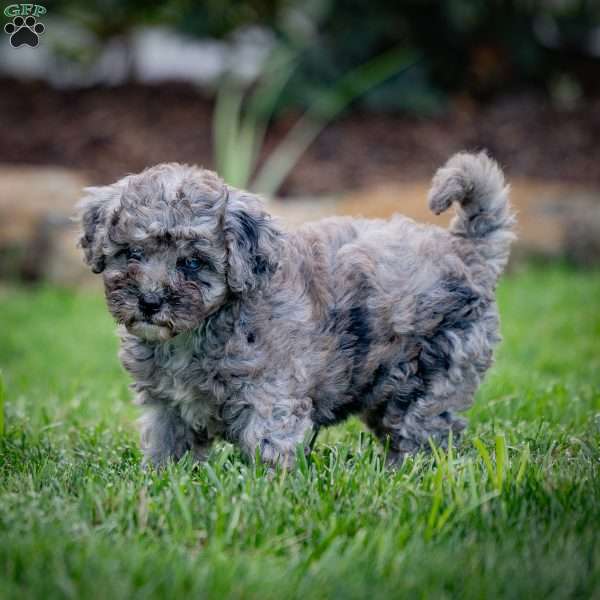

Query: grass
0;264;599;599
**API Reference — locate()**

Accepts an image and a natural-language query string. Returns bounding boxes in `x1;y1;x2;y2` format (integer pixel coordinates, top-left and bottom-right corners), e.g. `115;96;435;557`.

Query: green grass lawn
1;265;599;599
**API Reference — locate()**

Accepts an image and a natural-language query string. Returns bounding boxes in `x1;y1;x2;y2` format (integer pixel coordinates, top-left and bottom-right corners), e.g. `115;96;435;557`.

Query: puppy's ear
76;185;120;274
223;188;281;293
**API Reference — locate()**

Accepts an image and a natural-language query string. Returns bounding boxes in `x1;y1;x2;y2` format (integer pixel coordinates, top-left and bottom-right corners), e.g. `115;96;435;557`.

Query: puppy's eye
127;247;144;261
178;257;202;271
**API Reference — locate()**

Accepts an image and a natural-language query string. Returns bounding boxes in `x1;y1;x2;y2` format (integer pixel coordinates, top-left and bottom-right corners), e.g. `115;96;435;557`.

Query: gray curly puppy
78;151;515;468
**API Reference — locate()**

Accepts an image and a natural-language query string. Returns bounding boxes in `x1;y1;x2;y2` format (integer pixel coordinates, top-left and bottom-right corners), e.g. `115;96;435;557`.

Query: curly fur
77;151;515;468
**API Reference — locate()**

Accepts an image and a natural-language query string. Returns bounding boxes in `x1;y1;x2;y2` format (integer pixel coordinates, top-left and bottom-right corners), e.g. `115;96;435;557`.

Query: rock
0;165;94;286
564;206;600;268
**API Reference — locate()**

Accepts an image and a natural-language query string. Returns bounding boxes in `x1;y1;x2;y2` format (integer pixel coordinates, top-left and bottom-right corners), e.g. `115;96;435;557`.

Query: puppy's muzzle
139;292;163;317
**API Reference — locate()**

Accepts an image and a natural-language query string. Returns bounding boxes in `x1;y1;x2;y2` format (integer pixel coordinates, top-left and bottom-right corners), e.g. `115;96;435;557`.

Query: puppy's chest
146;342;228;433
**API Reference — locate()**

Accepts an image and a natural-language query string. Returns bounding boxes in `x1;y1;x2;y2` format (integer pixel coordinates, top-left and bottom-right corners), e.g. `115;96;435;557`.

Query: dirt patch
1;78;600;195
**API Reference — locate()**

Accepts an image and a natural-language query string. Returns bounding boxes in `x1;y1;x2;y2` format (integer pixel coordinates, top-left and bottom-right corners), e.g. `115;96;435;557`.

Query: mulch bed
2;77;599;195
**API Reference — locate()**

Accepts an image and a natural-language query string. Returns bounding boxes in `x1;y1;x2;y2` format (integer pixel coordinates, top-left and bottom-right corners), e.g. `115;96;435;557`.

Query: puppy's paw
259;438;297;470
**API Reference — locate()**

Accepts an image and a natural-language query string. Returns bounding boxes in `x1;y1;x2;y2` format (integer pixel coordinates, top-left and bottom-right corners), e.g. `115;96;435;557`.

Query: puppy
78;152;515;468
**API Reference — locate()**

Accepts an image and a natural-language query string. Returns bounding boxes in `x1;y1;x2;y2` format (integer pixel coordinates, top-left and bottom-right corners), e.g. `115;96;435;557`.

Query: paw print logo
4;15;45;48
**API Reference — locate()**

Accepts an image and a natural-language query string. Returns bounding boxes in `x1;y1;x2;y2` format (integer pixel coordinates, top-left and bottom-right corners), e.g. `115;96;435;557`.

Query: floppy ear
76;185;120;274
223;188;282;294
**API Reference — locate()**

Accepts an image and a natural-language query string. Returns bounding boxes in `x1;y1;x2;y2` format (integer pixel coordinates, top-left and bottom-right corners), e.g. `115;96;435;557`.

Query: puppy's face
101;232;229;342
78;163;280;342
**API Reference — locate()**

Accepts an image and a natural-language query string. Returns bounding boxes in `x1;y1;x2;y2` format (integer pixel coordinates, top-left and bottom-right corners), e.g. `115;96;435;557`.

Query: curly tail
428;151;516;278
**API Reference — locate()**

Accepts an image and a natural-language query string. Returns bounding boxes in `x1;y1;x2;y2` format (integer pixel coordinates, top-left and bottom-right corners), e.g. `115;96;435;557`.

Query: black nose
139;292;163;315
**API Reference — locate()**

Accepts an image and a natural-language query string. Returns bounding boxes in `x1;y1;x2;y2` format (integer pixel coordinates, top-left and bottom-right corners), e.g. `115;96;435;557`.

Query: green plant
213;46;298;189
213;45;418;196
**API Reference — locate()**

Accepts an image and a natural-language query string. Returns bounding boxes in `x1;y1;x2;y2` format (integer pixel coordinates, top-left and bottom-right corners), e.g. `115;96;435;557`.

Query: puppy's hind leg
381;405;468;466
365;387;469;466
139;405;212;468
366;321;495;465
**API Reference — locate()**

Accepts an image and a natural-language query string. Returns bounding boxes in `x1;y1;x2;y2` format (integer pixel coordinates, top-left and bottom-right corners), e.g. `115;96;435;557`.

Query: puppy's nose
139;292;163;315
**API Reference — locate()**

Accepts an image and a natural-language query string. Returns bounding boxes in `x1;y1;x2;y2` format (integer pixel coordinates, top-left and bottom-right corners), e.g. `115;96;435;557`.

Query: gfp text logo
4;4;46;47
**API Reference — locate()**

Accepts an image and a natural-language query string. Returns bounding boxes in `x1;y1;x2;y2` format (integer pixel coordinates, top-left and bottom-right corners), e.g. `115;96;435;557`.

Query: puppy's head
77;163;281;341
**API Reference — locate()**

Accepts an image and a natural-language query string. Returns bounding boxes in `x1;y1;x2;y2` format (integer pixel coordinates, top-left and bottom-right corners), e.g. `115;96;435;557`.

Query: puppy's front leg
139;404;212;468
225;395;314;469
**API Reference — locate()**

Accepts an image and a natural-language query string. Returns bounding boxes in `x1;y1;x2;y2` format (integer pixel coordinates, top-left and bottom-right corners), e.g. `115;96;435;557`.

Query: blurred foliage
214;45;417;194
48;0;171;39
47;0;287;39
279;0;600;110
173;0;287;38
47;0;600;112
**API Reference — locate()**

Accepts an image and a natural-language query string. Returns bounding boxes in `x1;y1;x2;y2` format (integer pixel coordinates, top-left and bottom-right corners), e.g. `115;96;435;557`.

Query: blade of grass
0;371;4;436
426;464;444;539
495;434;507;491
515;443;530;484
473;438;495;485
